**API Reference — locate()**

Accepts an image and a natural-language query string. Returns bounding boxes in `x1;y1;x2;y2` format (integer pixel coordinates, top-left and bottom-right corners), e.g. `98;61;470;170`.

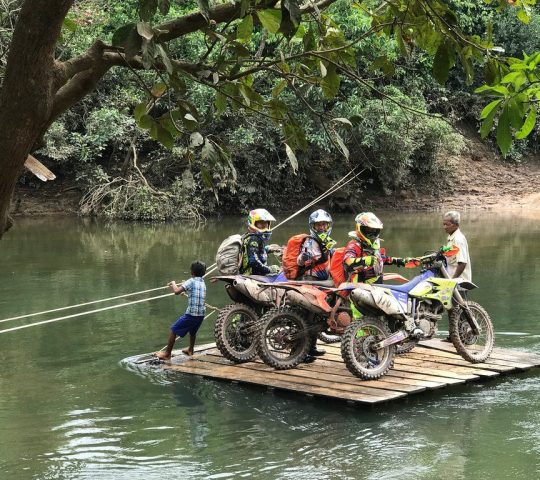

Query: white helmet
308;209;333;242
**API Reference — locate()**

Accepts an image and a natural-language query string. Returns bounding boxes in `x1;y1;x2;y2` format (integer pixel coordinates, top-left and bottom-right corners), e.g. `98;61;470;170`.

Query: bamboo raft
138;339;540;405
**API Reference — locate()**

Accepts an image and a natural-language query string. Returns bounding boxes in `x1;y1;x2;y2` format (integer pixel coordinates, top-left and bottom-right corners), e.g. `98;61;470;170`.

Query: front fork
440;265;481;335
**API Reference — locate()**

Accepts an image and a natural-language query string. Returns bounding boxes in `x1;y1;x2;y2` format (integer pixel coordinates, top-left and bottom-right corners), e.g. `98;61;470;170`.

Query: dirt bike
211;272;288;363
340;245;495;380
254;273;409;370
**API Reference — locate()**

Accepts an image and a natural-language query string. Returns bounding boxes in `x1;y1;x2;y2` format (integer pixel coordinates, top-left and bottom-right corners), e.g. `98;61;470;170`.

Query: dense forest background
2;0;539;221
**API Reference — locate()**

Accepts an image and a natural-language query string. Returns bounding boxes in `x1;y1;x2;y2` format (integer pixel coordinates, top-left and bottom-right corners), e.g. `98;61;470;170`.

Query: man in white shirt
443;210;471;282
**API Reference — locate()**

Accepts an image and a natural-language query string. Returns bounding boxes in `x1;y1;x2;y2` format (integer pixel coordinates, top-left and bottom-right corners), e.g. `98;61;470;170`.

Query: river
1;212;539;479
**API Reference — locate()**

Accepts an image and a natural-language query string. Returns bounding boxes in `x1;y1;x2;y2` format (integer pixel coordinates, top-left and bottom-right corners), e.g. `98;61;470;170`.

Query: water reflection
1;212;540;479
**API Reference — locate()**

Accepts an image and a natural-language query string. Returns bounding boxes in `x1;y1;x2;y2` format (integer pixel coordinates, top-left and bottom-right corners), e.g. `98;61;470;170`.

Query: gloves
268;264;280;274
299;252;312;264
405;257;421;267
267;244;282;254
393;257;406;267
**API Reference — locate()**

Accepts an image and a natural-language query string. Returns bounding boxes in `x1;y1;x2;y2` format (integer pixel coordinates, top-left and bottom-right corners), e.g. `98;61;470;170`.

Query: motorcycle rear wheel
214;303;260;363
449;300;494;363
341;317;395;380
256;307;311;370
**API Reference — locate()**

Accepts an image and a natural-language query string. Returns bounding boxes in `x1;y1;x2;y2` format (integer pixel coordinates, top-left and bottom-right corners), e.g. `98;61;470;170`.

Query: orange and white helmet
247;208;276;236
353;212;383;247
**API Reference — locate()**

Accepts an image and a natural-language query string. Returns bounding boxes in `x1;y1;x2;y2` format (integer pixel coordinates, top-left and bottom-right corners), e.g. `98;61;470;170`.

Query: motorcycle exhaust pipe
350;288;378;310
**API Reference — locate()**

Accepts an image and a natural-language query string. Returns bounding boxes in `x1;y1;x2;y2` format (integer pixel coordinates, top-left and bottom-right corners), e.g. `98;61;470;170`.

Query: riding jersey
297;236;330;280
343;239;400;283
240;233;271;275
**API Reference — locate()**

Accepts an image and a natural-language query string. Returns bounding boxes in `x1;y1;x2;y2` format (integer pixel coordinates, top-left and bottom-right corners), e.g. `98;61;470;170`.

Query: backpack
282;234;309;280
329;247;347;287
216;234;245;275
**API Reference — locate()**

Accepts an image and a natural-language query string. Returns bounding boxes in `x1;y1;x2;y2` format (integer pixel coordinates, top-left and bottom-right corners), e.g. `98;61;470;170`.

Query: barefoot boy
155;260;207;360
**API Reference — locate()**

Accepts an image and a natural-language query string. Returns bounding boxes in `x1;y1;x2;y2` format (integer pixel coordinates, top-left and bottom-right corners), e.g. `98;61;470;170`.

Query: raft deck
145;339;540;405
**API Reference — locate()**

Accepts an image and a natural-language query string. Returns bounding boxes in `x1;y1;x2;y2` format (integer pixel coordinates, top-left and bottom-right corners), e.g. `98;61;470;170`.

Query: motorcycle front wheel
214;303;260;363
256;307;311;370
341;317;395;380
449;300;495;363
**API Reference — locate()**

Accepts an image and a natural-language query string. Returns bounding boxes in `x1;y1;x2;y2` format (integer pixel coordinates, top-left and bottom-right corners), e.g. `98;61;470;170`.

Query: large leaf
156;45;174;74
479;104;498;139
496;105;512;156
433;41;454;84
215;91;228;116
157;125;174;149
134;102;147;122
285;143;298;174
112;23;136;46
334;131;349;160
237;14;253;42
480;99;502;120
137;21;154;40
190;132;204;148
320;66;340;99
257;9;282;34
272;80;287;98
515;108;537;140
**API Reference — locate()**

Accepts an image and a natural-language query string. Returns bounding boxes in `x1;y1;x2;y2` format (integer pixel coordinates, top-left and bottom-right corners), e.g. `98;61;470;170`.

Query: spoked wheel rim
225;312;256;353
450;301;494;362
351;325;390;370
456;305;491;353
264;315;305;361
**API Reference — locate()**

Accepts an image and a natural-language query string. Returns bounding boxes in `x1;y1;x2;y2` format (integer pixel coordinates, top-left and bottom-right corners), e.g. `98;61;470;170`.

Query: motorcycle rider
239;208;281;276
297;209;337;361
297;209;336;281
343;212;411;319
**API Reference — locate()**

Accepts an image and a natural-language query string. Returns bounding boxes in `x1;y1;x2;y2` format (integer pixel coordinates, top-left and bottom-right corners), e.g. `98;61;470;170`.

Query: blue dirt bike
340;245;495;380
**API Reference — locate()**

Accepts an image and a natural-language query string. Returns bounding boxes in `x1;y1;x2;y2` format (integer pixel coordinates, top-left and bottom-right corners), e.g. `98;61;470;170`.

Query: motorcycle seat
381;275;427;293
294;279;335;287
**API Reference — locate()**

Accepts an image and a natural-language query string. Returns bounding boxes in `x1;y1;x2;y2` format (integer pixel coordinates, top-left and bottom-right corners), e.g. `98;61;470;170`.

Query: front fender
456;280;478;290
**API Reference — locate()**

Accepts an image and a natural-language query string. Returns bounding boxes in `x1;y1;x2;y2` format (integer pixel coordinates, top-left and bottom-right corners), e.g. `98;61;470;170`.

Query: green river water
1;212;540;479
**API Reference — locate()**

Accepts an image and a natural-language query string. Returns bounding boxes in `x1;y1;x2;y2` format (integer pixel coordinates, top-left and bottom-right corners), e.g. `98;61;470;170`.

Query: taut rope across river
0;168;364;335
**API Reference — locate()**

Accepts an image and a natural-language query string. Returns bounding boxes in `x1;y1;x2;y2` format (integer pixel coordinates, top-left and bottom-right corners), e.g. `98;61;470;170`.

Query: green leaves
433;40;456;84
496;105;512;156
515;108;537;140
237;14;253;42
320;65;340;99
257;9;282;34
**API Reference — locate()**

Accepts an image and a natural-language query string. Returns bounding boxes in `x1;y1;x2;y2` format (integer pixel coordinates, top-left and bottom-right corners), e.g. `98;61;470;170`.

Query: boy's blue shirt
182;277;206;316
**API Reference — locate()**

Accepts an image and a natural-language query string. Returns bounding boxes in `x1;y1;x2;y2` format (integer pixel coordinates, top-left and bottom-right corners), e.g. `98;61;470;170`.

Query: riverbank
12;139;540;218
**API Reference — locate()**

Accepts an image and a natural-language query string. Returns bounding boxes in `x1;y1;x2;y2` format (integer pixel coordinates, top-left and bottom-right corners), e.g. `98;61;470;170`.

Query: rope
0;285;170;324
0;293;219;335
0;167;363;332
202;167;364;278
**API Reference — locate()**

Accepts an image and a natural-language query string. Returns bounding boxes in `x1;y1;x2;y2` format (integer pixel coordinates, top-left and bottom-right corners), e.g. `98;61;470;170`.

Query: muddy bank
12;138;540;219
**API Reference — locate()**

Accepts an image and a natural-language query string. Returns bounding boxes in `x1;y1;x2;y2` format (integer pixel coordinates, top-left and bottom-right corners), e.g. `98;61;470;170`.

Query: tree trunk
0;0;72;237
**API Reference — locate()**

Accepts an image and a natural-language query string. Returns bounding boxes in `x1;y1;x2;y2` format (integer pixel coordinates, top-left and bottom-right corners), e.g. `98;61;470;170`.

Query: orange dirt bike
340;245;495;380
254;273;409;370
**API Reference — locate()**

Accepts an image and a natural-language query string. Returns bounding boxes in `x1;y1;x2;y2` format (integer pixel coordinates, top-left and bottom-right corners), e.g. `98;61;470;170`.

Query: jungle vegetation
0;0;538;234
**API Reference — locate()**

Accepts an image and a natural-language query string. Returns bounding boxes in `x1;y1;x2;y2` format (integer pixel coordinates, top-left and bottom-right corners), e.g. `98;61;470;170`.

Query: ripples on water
2;214;540;479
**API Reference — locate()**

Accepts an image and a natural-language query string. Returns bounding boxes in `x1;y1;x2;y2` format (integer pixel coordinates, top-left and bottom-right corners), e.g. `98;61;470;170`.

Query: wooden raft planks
157;339;540;405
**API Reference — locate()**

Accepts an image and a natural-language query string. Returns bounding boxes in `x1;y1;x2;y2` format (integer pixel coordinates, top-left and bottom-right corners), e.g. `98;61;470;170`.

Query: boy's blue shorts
171;313;204;337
